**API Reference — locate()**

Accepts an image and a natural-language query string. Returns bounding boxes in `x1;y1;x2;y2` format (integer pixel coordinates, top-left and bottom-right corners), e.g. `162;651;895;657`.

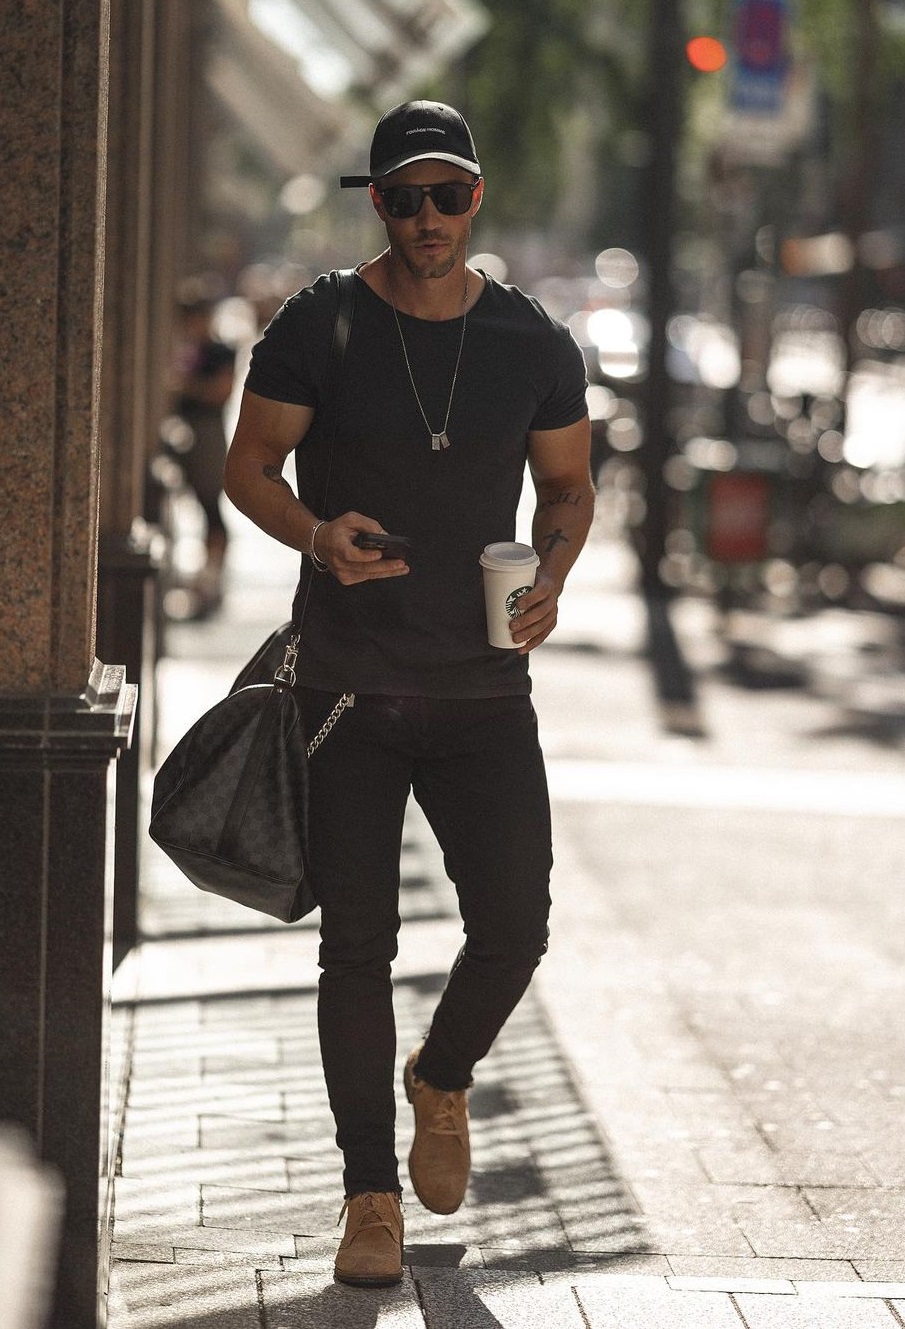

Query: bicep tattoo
263;463;293;492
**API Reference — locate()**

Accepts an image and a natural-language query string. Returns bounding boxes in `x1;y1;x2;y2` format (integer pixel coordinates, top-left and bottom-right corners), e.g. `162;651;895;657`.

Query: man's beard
395;223;470;280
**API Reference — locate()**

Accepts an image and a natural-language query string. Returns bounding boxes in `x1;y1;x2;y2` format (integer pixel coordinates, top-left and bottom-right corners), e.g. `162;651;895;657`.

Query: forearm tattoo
539;489;583;511
263;464;292;492
543;528;569;554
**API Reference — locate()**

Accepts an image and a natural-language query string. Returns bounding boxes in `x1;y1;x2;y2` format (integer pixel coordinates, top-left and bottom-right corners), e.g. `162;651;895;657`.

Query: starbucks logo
505;587;532;618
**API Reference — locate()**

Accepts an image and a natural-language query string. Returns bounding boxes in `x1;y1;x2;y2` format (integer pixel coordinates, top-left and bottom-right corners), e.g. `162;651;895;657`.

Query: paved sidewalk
108;511;905;1327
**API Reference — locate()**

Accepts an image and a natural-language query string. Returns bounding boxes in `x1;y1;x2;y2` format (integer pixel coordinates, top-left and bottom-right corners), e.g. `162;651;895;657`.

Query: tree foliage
425;0;905;250
435;0;638;230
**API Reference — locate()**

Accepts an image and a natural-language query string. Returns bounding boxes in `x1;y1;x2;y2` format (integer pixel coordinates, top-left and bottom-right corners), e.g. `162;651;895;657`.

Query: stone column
96;0;177;966
0;3;135;1327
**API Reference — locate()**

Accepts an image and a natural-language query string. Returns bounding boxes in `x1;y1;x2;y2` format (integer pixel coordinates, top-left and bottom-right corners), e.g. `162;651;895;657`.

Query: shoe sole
334;1268;404;1287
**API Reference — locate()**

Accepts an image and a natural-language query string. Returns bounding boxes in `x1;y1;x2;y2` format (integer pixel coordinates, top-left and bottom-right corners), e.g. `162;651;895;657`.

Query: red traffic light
686;35;729;72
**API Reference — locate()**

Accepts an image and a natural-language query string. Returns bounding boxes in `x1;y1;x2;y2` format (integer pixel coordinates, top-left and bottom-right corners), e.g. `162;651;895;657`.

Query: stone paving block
667;1256;861;1282
128;1052;207;1078
472;1247;571;1272
400;1195;572;1253
120;1146;291;1190
855;1262;905;1281
668;1275;795;1294
261;1269;425;1327
199;1115;319;1150
859;1152;905;1186
115;1212;207;1243
108;1260;261;1328
415;1268;586;1329
201;1183;337;1235
733;1216;854;1260
813;1099;901;1137
756;1121;875;1154
771;1153;879;1188
666;1088;757;1126
730;1090;832;1127
795;1283;905;1299
172;1247;283;1269
200;994;301;1023
571;1273;744;1327
114;1179;200;1227
612;1140;712;1186
111;1243;176;1264
697;1145;878;1188
118;1112;200;1159
696;1145;783;1186
204;1049;283;1073
725;1186;866;1260
635;1216;754;1258
116;1224;298;1259
803;1187;905;1225
627;1178;748;1217
643;1059;732;1091
202;1062;316;1087
402;1242;483;1269
280;1255;338;1273
130;1001;204;1033
734;1292;900;1327
281;1109;335;1148
128;1079;284;1121
564;1253;674;1275
126;1071;204;1105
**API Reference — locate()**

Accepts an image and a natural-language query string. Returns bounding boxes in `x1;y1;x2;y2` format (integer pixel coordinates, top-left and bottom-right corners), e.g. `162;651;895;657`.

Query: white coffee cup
480;542;540;649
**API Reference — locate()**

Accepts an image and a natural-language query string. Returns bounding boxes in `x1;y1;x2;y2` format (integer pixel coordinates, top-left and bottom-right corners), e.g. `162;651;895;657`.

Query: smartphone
352;531;412;561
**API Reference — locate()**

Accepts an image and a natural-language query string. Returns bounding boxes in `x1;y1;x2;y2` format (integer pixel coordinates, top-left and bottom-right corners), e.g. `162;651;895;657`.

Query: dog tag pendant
431;432;451;451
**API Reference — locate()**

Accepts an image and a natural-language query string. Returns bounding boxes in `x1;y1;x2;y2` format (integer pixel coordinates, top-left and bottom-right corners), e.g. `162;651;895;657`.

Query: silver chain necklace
387;267;469;451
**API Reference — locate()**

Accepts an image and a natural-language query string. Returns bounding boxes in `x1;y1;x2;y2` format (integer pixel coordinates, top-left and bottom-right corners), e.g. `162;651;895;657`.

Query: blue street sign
729;0;789;114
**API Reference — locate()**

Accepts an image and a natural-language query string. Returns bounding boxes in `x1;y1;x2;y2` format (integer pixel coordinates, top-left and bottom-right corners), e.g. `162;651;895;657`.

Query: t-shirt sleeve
529;321;589;432
244;287;324;406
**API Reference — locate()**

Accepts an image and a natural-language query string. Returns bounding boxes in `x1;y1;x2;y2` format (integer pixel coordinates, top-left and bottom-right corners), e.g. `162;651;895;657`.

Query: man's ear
471;178;485;216
369;183;385;218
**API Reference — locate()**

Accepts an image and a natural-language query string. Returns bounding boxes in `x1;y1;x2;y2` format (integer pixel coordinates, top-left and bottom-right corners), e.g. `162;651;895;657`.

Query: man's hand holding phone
352;531;412;562
310;513;411;585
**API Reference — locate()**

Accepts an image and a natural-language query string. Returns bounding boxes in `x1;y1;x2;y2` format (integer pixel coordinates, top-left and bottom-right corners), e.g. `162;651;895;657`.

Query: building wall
0;3;191;1323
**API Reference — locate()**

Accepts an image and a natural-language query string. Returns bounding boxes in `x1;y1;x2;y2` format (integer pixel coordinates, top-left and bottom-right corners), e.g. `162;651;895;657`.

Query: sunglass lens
431;183;473;215
382;186;421;218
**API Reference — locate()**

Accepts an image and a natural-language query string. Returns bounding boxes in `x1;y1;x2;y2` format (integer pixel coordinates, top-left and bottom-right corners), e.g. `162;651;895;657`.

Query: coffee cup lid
480;541;540;571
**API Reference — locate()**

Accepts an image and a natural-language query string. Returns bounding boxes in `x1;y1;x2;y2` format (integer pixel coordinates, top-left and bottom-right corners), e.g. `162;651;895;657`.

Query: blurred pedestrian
224;100;594;1286
170;292;236;616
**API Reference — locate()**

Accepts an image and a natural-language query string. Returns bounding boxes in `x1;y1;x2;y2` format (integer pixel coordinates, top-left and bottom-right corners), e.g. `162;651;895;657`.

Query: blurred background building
4;1;905;1325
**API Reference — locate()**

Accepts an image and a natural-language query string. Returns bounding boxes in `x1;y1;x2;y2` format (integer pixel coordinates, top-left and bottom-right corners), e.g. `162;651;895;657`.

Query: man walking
224;100;594;1287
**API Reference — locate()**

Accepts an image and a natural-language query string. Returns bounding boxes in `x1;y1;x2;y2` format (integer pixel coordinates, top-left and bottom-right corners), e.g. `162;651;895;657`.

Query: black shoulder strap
290;268;357;631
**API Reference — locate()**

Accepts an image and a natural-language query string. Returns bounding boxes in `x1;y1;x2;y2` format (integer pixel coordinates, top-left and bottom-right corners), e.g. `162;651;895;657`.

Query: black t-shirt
245;270;588;698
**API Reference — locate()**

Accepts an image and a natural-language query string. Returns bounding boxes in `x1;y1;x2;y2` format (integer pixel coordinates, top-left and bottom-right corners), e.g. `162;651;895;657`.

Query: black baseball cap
340;101;481;188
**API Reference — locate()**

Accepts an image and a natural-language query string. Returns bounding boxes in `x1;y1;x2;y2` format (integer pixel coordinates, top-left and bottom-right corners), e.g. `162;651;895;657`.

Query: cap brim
340;150;481;189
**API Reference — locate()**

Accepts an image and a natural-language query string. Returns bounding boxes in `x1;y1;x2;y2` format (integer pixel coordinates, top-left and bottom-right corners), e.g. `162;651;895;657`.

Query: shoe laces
338;1191;400;1231
427;1092;467;1139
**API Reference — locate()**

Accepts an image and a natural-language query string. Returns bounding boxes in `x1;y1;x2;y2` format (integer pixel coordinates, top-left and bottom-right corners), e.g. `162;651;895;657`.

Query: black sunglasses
377;180;481;219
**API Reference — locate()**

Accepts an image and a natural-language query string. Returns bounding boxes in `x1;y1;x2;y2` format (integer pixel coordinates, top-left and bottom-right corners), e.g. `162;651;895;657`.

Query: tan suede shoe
334;1190;404;1287
404;1046;471;1214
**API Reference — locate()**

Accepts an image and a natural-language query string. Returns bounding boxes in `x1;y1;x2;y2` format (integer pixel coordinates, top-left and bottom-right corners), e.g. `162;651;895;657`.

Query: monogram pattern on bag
150;685;310;897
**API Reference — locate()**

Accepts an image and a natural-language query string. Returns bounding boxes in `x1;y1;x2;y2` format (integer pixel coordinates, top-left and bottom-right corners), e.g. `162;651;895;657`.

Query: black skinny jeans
299;690;553;1198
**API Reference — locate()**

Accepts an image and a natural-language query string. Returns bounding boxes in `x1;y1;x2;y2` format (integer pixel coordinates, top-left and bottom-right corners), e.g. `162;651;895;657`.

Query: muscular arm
223;389;407;584
509;415;595;653
224;390;317;551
